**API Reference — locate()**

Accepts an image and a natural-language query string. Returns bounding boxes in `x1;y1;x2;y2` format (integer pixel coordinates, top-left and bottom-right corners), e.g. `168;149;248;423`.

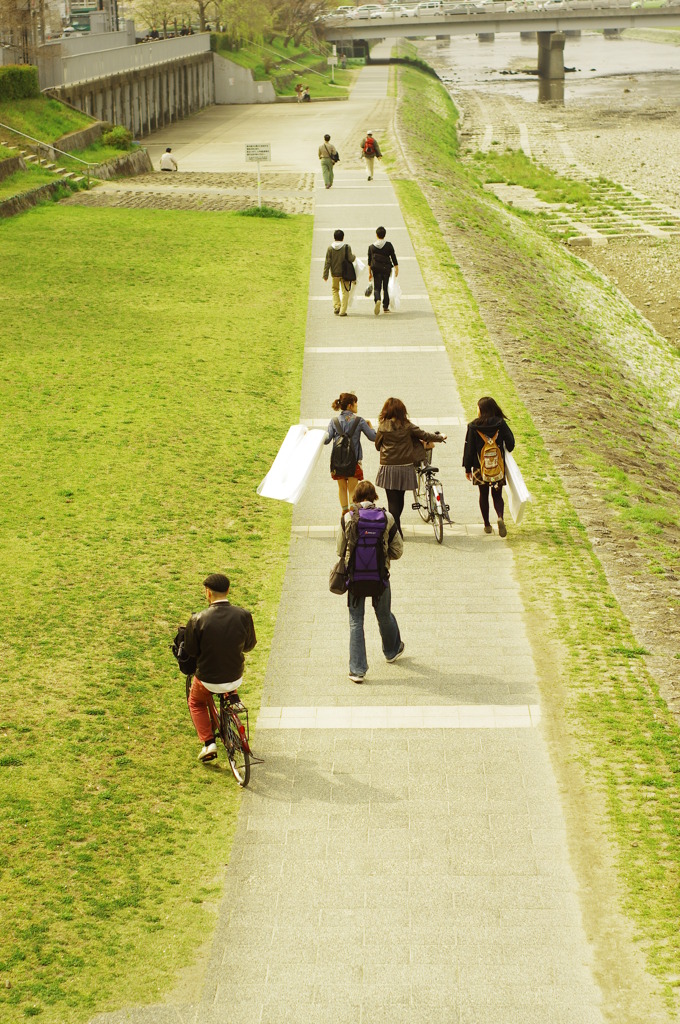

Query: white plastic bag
347;256;366;309
257;425;326;504
388;273;402;311
504;450;531;524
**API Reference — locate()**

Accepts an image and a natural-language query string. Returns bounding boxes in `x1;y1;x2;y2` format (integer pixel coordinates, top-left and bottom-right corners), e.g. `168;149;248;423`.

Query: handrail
0;120;96;185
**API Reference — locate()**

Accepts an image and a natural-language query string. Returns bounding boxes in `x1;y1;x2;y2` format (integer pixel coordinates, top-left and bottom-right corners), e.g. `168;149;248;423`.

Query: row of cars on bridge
322;0;669;18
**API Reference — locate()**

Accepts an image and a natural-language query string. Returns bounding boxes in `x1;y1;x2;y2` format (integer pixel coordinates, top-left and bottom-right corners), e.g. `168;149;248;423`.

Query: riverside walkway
94;62;605;1024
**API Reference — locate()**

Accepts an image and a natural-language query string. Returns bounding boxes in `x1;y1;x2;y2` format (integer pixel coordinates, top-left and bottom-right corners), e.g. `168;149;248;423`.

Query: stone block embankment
0;180;63;219
53;122;104;155
88;148;153;180
0;154;27;181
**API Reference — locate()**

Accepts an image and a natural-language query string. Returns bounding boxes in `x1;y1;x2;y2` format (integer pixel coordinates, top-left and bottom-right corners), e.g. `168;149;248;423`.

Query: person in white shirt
160;147;178;171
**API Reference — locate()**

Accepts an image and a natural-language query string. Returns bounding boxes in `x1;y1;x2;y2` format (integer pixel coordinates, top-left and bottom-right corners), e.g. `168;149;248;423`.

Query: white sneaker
374;300;381;316
386;642;405;664
349;673;365;684
198;741;217;762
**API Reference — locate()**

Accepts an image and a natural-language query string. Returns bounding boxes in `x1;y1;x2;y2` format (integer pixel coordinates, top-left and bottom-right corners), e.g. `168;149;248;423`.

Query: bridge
321;2;680;80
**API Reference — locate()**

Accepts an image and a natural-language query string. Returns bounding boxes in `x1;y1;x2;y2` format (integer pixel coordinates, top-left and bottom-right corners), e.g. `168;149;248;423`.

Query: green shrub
101;126;133;150
239;205;288;218
0;65;40;101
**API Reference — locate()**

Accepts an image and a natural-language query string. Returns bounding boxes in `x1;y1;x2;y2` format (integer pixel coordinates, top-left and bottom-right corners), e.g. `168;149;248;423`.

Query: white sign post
327;54;338;84
245;142;271;208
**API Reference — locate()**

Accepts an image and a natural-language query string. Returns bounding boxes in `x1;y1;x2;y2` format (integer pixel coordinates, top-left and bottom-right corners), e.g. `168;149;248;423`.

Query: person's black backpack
171;625;197;679
330;416;361;477
341;244;356;283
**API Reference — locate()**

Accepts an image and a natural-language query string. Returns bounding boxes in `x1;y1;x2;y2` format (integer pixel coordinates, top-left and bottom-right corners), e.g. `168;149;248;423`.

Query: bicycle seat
426;466;439;474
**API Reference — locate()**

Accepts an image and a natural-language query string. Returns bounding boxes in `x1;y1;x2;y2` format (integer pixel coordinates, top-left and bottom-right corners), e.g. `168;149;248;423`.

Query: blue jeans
348;582;401;676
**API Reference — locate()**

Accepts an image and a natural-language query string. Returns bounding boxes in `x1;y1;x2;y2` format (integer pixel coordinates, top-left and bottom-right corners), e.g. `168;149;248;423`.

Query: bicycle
411;437;453;544
185;678;259;787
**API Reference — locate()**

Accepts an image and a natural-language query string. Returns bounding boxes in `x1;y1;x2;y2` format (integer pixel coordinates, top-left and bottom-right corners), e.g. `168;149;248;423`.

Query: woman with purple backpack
324;392;376;515
337;480;404;684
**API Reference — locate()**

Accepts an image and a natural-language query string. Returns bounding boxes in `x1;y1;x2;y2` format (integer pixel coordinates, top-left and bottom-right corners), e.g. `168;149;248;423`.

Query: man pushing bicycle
183;573;256;763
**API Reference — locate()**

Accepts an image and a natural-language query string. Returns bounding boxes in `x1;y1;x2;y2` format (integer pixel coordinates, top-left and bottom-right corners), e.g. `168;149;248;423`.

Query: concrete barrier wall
89;147;153;179
49;52;215;138
53;122;104;153
213;54;275;104
38;33;210;89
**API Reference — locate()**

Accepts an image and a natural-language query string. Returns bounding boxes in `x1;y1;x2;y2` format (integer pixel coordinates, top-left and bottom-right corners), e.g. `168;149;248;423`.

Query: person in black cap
183;574;256;762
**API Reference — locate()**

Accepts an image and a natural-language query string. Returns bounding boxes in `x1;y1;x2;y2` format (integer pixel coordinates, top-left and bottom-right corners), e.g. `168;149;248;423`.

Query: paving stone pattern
64;171;315;215
91;65;605;1024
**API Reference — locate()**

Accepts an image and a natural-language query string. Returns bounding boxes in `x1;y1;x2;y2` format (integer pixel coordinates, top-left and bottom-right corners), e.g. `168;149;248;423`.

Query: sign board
327;56;338;66
245;143;271;163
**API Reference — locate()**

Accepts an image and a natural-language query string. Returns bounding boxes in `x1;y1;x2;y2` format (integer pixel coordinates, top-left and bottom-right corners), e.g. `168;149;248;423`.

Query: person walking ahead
337;480;404;684
319;133;338;190
463;396;515;536
375;397;446;537
368;226;398;315
324;392;376;514
183;573;256;762
323;228;356;317
360;131;382;181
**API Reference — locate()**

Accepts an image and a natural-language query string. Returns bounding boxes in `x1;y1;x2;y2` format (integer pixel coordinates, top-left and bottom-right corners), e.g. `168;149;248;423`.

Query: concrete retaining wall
53;122;104;154
89;147;152;179
48;52;215;139
213;54;275;104
0;154;27;181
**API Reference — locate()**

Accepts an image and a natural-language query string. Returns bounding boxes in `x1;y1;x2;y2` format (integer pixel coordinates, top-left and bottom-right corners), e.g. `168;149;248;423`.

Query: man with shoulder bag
334;480;404;684
323;227;356;317
319;133;339;189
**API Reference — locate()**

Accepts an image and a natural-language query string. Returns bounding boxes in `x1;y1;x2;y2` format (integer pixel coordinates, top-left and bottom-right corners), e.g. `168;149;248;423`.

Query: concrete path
93;63;606;1024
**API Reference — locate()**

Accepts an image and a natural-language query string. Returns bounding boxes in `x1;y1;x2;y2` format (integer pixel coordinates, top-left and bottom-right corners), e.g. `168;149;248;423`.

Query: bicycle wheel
224;713;251;787
428;484;444;543
415;472;430;522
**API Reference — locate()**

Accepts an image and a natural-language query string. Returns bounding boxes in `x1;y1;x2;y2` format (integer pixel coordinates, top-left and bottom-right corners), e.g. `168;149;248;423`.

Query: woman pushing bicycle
375;397;446;537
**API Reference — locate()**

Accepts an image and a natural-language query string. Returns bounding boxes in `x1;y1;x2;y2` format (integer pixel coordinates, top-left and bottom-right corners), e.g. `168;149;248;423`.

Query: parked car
415;0;445;13
353;3;385;17
385;3;417;14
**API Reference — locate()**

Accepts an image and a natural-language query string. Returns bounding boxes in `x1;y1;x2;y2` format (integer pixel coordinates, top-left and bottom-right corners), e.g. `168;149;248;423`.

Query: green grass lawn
394;64;680;1007
0;205;312;1023
0;97;93;144
214;35;356;96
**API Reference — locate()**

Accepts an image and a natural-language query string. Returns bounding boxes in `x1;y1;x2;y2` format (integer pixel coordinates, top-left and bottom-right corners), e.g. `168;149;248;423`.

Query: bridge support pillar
603;27;621;38
477;32;495;42
537;30;565;81
564;29;581;37
520;31;536;40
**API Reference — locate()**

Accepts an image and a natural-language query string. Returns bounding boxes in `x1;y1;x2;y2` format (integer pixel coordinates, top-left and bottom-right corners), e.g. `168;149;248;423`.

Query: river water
421;32;680;105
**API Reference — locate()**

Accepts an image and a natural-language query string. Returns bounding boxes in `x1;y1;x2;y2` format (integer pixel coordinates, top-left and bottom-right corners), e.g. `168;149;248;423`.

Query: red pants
188;677;220;743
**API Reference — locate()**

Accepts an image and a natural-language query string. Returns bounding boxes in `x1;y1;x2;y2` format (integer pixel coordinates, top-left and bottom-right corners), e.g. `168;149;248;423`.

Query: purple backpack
347;507;388;598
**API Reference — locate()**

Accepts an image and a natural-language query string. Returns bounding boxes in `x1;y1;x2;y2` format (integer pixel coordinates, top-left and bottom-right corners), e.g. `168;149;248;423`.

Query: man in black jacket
184;573;256;762
368;226;398;316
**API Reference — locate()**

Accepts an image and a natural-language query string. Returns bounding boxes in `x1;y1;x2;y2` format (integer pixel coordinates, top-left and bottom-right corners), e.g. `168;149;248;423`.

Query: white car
385;4;417;15
415;0;444;14
353;4;385;17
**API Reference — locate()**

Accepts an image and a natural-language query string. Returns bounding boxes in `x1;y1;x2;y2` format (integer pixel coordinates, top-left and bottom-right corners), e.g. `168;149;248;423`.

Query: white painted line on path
256;704;541;730
302;417;464;427
309;294;429;301
312;256;417;262
314;227;408;233
291;523;497;538
306;346;445;354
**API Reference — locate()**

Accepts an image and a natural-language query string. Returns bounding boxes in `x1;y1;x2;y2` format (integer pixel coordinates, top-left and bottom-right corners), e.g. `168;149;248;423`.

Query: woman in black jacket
463;396;515;537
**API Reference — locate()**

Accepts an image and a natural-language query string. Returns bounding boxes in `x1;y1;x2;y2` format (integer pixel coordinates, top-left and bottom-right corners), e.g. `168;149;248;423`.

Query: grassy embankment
213;35;358;96
391;63;680;1006
0;206;312;1023
0;96;134;202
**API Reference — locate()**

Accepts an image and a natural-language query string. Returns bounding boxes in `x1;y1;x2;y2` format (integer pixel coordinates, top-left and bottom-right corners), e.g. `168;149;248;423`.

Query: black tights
478;484;504;526
385;489;405;537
